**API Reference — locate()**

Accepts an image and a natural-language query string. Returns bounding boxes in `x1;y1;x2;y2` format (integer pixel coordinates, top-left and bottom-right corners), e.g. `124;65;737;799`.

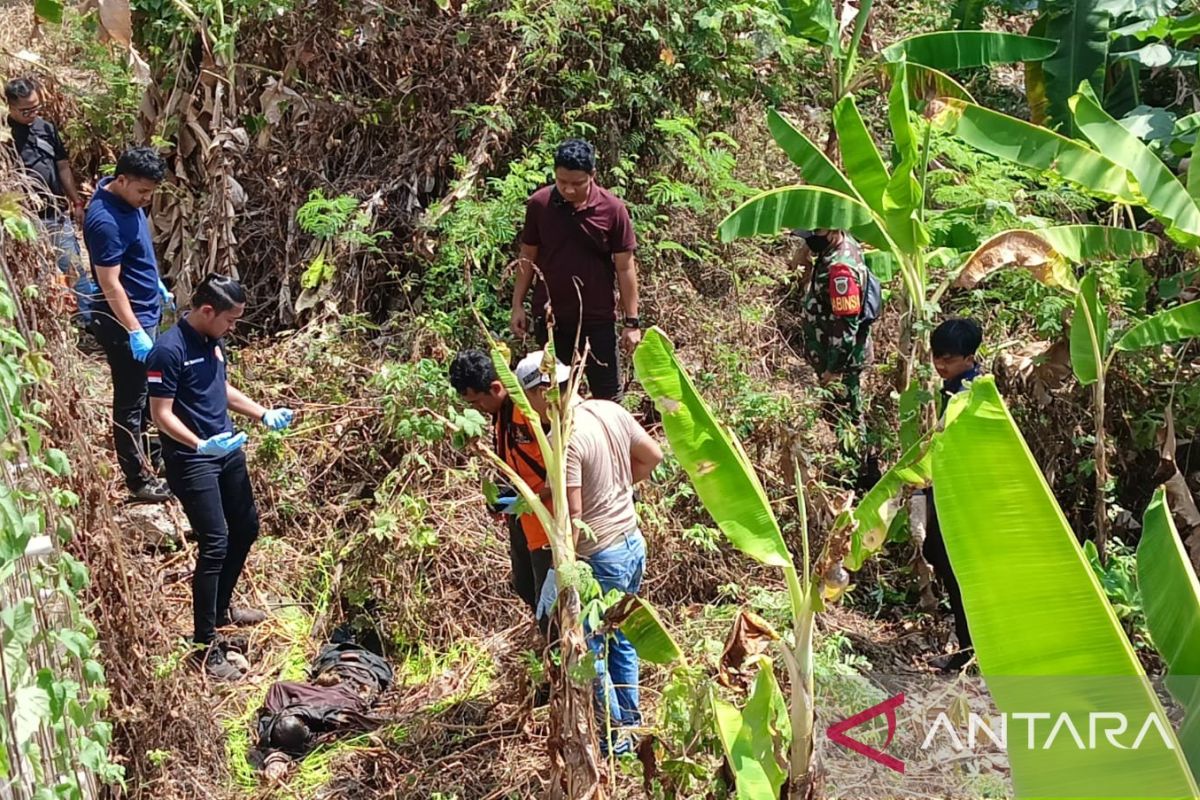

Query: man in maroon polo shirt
509;139;640;400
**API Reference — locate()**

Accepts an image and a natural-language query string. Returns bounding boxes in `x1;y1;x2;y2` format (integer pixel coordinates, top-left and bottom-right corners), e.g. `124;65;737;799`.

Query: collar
94;176;136;213
551;183;600;213
179;315;216;347
7;117;30;131
944;362;982;393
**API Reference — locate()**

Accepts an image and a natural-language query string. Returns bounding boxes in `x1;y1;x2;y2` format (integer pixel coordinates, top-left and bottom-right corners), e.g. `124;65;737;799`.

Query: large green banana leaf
1037;224;1159;264
1026;0;1109;138
610;595;683;665
1137;487;1200;782
766;109;857;198
882;61;929;257
1113;300;1200;351
929;98;1139;204
633;328;791;567
778;0;837;50
833;96;889;218
1069;270;1107;386
901;62;975;104
933;378;1200;799
1071;85;1200;247
717;185;890;252
881;31;1058;69
712;660;791;800
847;436;933;570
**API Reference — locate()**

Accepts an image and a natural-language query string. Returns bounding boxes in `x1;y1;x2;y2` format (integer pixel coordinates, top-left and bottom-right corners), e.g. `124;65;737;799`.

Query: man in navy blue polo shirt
84;146;176;502
147;274;294;681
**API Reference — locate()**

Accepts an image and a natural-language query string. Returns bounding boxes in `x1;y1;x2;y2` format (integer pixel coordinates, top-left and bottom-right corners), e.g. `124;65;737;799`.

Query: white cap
514;350;570;390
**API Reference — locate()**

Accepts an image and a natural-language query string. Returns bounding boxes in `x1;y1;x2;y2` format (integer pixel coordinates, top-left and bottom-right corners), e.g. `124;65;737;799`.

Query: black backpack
860;268;883;325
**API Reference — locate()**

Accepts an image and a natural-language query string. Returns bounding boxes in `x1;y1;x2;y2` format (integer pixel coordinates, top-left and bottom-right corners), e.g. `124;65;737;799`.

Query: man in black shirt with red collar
147;274;294;681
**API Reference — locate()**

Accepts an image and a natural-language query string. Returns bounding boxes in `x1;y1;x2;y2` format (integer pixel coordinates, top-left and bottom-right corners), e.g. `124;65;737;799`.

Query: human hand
620;326;642;354
129;328;154;362
196;431;248;456
158;279;176;312
494;493;520;515
261;408;294;431
510;306;528;338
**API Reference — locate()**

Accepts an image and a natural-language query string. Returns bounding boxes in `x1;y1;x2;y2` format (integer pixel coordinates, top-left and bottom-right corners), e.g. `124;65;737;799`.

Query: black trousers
93;315;160;490
508;515;552;617
922;489;972;652
534;317;621;400
164;448;261;645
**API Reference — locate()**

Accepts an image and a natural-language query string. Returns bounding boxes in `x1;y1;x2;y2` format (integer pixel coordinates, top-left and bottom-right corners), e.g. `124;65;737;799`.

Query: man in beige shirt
518;350;662;753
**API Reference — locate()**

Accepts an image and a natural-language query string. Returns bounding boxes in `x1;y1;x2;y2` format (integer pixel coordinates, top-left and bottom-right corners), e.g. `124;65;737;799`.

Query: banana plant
634;326;948;799
932;77;1200;557
960;246;1200;559
462;340;679;796
1137;487;1200;781
1025;0;1200;136
934;377;1200;798
721;31;1057;421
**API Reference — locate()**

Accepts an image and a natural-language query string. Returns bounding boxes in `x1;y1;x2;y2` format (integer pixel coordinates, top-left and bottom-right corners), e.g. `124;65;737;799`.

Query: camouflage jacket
800;235;871;375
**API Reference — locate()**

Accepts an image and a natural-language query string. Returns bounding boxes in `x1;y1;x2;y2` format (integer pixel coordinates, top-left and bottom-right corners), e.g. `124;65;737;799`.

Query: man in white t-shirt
516;350;663;753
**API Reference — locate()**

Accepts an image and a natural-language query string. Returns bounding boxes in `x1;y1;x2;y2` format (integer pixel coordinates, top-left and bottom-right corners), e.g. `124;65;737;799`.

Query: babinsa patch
828;260;862;317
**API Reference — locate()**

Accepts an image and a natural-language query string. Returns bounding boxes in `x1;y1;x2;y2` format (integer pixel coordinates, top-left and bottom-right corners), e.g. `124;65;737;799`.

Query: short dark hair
192;273;246;312
554;139;596;173
449;350;497;394
4;77;37;103
931;317;983;358
115;146;167;183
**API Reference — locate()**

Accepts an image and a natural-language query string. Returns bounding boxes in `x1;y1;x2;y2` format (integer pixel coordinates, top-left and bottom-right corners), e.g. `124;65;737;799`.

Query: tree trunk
1093;377;1109;562
547;586;605;800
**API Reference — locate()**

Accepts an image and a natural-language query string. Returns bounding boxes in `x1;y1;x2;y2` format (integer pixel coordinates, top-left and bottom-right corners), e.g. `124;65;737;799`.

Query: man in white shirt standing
517;350;663;753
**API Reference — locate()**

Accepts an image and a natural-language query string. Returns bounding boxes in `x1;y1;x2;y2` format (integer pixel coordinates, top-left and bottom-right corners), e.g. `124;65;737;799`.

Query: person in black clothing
147;274;294;681
922;317;984;672
5;77;94;321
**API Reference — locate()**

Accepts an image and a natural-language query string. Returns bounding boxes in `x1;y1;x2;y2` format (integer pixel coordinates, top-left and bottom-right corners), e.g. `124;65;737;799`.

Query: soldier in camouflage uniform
794;229;873;418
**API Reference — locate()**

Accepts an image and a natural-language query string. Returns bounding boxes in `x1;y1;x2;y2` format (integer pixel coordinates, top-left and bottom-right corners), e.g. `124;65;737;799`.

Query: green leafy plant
0;275;123;794
934;376;1200;797
635;326;930;797
720;32;1056;436
295;190;392;300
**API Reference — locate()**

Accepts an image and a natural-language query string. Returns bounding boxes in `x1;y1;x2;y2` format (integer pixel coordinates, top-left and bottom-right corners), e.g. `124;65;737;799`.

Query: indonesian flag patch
147;370;163;384
828;260;862;317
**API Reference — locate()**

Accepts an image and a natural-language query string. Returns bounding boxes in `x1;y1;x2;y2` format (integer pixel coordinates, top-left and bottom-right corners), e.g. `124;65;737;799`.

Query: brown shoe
218;607;268;627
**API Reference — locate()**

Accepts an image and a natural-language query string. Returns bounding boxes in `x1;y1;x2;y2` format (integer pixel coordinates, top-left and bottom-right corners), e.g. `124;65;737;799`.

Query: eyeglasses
12;105;39;116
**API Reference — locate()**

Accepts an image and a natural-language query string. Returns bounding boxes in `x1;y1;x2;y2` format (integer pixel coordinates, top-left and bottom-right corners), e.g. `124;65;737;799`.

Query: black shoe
129;479;171;503
194;644;243;682
933;650;973;673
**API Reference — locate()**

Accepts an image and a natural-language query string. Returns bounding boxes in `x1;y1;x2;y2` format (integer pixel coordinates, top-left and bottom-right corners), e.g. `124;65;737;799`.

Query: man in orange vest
450;350;553;618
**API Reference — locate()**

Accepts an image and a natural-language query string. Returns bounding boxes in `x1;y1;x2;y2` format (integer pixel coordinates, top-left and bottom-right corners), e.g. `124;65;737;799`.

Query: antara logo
827;693;906;773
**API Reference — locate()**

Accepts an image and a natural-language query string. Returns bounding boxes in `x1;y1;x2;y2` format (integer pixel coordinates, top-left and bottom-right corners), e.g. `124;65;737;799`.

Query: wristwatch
621;317;641;329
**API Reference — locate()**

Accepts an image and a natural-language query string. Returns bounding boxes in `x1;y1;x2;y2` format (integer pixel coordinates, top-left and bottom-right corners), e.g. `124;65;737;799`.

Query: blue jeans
538;529;646;739
42;216;96;324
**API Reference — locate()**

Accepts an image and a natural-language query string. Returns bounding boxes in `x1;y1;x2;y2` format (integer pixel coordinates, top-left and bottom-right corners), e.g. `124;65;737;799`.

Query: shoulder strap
552;187;611;258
